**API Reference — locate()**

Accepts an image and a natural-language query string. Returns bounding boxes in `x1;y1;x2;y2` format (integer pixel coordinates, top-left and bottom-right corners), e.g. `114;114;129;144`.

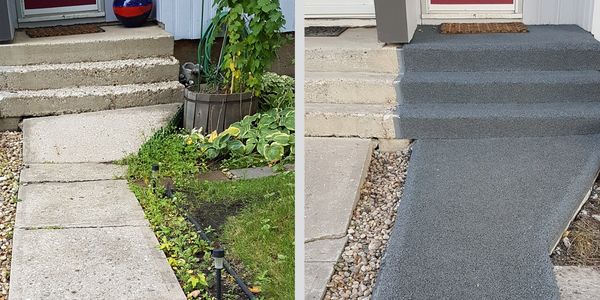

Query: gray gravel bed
324;149;410;300
0;132;23;300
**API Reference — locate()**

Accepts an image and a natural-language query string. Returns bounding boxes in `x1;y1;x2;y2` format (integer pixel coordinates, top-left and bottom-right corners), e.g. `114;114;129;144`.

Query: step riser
403;49;600;72
305;112;397;139
400;80;600;104
0;59;179;91
306;48;400;73
0;37;173;66
397;114;600;139
0;84;183;118
305;78;396;104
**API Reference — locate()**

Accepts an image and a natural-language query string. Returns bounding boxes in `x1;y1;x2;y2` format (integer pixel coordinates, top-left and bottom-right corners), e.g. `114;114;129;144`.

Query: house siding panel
523;0;595;31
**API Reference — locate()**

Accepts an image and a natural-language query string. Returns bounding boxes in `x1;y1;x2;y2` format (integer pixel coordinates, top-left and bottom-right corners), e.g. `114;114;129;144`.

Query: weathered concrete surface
305;262;336;300
0;57;180;91
229;164;294;180
305;137;372;242
305;237;348;300
306;28;399;73
0;25;173;66
374;135;600;300
305;103;397;139
9;226;185;300
0;81;183;118
20;163;127;183
375;139;411;153
16;180;148;228
554;266;600;299
23;103;180;163
305;71;396;104
0;117;20;131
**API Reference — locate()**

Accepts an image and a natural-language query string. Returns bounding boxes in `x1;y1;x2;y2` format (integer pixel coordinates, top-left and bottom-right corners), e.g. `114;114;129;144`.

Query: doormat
25;24;105;38
440;22;529;34
305;26;348;37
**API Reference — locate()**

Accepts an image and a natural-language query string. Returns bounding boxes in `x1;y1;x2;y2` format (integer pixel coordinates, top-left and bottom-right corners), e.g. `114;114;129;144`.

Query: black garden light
212;248;225;300
151;164;159;192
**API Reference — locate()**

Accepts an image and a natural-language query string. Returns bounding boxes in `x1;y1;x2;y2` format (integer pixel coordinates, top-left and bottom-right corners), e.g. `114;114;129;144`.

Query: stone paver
305;262;336;300
16;180;148;229
9;226;184;300
20;163;126;183
22;103;180;163
305;137;372;242
229;164;294;180
554;266;600;299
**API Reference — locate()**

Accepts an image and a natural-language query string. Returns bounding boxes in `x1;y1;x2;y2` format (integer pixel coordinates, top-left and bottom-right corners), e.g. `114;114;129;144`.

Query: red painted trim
113;5;153;18
431;0;513;4
24;0;96;10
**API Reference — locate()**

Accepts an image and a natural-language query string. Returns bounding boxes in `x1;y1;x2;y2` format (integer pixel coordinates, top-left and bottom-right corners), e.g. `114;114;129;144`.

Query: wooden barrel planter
184;88;257;133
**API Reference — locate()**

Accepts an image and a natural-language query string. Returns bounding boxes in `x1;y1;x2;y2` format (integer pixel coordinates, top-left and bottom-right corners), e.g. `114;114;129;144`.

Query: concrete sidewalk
9;104;185;299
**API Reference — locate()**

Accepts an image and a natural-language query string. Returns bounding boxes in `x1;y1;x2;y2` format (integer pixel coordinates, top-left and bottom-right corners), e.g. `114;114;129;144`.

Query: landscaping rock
324;149;410;300
0;132;22;299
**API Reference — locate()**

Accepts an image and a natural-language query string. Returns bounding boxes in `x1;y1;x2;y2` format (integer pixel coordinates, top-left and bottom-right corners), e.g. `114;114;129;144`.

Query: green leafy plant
182;108;295;169
258;72;295;111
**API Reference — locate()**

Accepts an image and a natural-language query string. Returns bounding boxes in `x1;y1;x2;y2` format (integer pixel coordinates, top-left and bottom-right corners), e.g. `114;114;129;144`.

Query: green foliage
129;185;213;299
258;72;295;111
215;0;287;93
124;126;205;180
220;173;295;300
183;108;295;169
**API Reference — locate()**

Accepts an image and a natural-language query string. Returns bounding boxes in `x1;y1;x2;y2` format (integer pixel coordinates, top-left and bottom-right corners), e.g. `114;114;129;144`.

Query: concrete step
396;102;600;139
305;72;396;104
400;70;600;104
404;25;600;72
0;57;180;91
0;25;173;66
305;103;397;138
0;81;183;118
306;28;399;73
22;103;181;163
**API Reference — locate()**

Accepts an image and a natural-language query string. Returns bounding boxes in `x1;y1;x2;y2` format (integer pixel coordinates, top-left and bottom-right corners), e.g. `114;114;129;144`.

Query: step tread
1;81;182;98
306;71;396;82
402;70;600;84
306;103;396;115
398;102;600;117
306;27;393;50
406;25;600;51
0;56;179;73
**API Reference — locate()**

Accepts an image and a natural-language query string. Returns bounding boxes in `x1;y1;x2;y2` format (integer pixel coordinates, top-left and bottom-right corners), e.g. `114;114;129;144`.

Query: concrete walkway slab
20;163;126;183
16;180;147;228
9;226;185;300
305;137;372;241
305;262;336;300
555;266;600;299
23;103;180;163
374;135;600;300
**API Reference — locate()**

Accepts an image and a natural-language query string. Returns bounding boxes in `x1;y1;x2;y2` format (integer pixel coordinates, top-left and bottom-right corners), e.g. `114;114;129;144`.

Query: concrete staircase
396;25;600;139
0;25;183;130
305;28;400;139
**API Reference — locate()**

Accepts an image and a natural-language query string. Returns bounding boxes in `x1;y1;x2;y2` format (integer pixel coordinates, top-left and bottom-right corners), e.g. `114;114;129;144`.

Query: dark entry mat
305;26;348;37
440;22;529;34
25;24;105;38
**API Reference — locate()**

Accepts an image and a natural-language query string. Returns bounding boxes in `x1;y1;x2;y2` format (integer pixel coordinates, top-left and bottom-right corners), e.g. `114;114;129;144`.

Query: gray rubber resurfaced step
396;102;600;139
400;70;600;104
403;25;600;72
373;135;600;300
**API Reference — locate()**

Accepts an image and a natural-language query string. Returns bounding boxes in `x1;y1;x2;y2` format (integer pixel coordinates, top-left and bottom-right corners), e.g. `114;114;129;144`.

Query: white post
593;0;600;41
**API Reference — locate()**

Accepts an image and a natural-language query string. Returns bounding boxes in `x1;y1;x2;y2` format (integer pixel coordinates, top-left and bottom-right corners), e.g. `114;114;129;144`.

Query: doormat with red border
25;24;105;38
440;22;529;34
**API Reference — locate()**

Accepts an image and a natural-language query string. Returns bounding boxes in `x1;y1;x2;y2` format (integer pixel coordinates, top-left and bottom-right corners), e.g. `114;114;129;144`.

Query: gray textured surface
305;262;337;300
396;102;600;139
20;163;126;183
554;266;600;299
9;226;185;300
373;136;600;299
16;180;148;228
404;25;600;72
400;70;600;104
22;104;180;163
305;137;372;241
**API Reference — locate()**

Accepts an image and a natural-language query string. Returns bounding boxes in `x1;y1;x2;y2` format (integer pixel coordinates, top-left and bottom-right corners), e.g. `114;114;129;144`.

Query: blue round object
113;0;153;28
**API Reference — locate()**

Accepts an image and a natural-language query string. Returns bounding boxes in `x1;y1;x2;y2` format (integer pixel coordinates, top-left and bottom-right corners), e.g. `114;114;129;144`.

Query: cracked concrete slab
20;163;127;183
22;103;180;163
374;135;600;300
305;262;336;300
306;237;347;262
16;180;148;228
305;137;372;242
9;226;185;300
